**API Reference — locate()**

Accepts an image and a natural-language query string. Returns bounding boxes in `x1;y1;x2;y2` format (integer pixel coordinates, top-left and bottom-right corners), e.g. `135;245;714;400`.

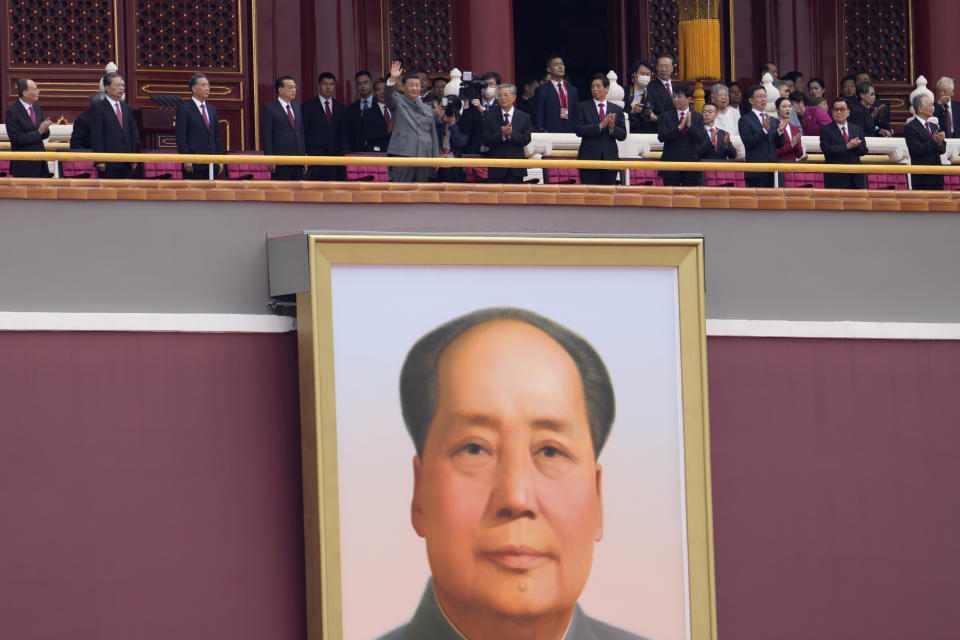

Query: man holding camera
385;61;439;182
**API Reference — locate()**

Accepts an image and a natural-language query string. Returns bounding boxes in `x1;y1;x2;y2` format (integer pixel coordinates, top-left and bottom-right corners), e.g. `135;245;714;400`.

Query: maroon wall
709;337;960;640
2;331;958;639
0;331;305;640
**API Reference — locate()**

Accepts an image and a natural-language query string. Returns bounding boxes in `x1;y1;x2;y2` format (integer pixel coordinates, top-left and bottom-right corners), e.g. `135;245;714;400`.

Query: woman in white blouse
711;83;740;133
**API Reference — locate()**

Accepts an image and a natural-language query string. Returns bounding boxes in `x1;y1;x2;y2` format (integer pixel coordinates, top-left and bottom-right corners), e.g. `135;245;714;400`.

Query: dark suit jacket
89;98;141;173
574;100;626;160
259;99;306;157
302;96;347;156
645;78;676;116
658;109;707;163
358;102;391;152
175;99;224;157
905;118;946;189
5;100;50;177
482;107;532;180
623;85;658;133
532;80;578;132
738;110;785;181
848;101;876;137
346;97;374;151
697;126;738;160
457;106;484;154
819;120;868;188
70;110;92;150
933;100;960;137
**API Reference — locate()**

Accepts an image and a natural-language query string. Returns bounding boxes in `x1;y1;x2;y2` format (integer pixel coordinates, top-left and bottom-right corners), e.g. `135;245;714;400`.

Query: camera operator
437;95;468;182
454;72;489;154
385;60;439;182
624;60;658;133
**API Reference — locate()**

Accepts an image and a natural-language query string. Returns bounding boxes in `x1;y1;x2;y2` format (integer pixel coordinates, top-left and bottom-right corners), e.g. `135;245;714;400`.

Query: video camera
458;71;486;102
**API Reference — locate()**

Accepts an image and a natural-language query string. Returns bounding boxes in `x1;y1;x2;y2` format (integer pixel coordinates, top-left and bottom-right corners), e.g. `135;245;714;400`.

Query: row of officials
2;68;952;189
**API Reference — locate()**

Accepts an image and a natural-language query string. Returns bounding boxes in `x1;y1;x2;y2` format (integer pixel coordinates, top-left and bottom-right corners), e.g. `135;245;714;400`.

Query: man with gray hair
5;78;54;177
906;93;946;190
934;76;959;138
482;83;532;183
70;92;106;150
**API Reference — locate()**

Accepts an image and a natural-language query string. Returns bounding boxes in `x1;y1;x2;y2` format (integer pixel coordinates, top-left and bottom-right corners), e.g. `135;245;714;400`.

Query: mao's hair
399;307;615;459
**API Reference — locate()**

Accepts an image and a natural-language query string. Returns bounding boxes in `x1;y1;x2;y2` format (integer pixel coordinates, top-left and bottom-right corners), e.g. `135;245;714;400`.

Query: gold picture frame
292;234;716;640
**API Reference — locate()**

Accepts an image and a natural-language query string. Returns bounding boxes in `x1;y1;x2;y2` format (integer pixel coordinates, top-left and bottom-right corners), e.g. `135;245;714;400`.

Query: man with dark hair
383;306;646;640
905;94;946;191
175;72;224;179
414;70;430;98
365;77;392;152
480;71;502;87
70;91;106;150
483;83;532;183
781;70;803;93
90;72;140;179
431;76;448;96
517;75;541;115
853;71;892;136
302;71;348;180
757;61;779;81
819;97;868;189
533;53;578;132
259;75;306;180
848;82;878;138
657;83;706;186
5;78;53;177
737;84;786;188
698;103;737;161
574;73;626;185
346;70;375;152
385;61;439;182
645;53;677;116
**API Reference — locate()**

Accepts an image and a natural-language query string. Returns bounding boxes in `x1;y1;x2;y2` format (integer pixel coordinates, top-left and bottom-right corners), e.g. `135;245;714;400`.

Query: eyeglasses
832;107;848;112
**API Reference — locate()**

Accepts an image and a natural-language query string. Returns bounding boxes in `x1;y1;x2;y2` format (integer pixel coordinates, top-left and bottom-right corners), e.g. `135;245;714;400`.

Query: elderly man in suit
574;73;626;185
5;78;54;177
697;103;737;161
260;75;306;180
483;84;532;183
70;92;106;150
657;83;707;186
645;54;678;118
819;98;868;189
385;61;438;183
906;94;947;191
933;77;960;139
175;73;224;179
90;72;140;179
737;85;786;188
302;72;348;181
532;54;578;133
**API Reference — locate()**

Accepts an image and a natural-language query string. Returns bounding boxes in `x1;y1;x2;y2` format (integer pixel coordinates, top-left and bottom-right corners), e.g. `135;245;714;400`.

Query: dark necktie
201;103;209;129
383;107;391;126
504;112;510;125
842;125;849;142
324;100;332;123
598;102;605;120
557;82;567;108
286;104;295;128
28;105;37;126
946;106;953;136
665;81;672;97
927;122;935;137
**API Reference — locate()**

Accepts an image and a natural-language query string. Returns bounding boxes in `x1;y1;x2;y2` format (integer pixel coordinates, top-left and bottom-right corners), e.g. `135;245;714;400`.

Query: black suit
482;107;532;183
697;125;737;160
175;99;224;179
738;110;784;188
260;99;306;180
848;101;876;138
532;80;578;133
302;96;348;180
457;106;485;154
346;97;377;152
574;99;626;185
905;118;946;190
658;109;707;186
89;98;140;179
819;121;868;189
933;100;960;138
645;78;676;116
70;109;92;150
4;100;51;177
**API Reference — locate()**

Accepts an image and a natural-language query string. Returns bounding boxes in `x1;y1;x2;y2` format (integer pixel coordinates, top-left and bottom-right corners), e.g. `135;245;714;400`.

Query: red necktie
598;102;605;120
761;113;767;128
946;107;953;136
28;105;37;126
666;81;672;97
927;122;935;137
383;107;391;126
286;104;295;128
711;127;718;149
201;103;209;128
679;111;685;126
504;112;510;125
115;102;124;129
557;82;567;108
842;125;849;142
324;100;332;123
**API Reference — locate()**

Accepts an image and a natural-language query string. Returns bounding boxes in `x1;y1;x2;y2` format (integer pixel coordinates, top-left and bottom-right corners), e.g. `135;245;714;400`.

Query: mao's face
412;319;603;624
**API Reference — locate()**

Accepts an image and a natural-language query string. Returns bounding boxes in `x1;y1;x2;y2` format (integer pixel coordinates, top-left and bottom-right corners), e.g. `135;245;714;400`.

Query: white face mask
636;74;651;86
